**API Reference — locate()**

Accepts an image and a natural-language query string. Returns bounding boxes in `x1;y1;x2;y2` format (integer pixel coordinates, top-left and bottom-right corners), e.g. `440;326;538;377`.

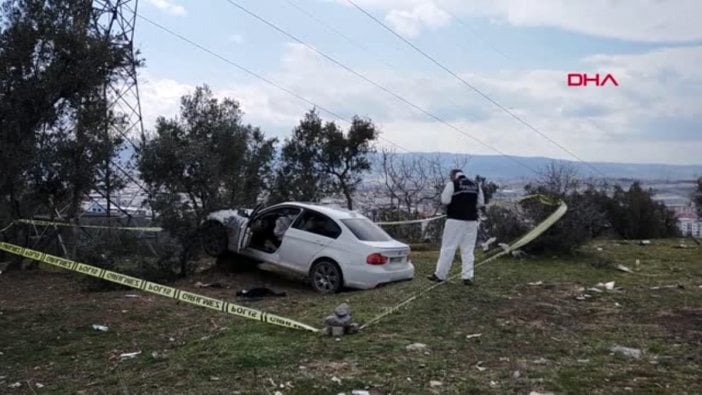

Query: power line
222;0;539;174
344;0;606;178
282;0;483;160
134;11;411;153
440;7;510;61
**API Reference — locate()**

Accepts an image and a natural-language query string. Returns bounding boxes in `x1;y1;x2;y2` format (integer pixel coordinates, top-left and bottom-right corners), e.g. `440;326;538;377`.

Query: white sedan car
200;202;414;293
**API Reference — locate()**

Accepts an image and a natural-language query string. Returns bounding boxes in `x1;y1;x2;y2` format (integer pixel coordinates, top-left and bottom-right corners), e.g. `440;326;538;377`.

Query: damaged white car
201;202;414;293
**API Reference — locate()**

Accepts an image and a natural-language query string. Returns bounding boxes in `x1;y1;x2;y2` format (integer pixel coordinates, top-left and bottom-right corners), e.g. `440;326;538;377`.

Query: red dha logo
567;73;619;87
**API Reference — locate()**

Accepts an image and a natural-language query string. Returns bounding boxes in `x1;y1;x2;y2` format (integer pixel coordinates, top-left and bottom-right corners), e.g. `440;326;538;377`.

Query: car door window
292;211;341;239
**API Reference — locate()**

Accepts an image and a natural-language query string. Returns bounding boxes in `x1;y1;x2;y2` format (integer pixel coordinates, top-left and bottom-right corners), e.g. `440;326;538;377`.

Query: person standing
428;169;485;285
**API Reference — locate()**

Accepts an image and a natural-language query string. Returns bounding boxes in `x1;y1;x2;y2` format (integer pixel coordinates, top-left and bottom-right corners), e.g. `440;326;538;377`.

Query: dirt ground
1;239;701;394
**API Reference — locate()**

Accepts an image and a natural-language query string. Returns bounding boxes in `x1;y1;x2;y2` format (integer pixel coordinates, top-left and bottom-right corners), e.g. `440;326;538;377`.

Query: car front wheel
310;260;343;294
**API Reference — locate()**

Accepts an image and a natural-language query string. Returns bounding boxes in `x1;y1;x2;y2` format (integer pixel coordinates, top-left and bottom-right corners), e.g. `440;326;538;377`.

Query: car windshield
340;218;393;241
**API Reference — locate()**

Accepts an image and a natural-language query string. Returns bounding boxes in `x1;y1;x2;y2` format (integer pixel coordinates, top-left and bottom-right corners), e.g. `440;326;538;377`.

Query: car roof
268;202;364;220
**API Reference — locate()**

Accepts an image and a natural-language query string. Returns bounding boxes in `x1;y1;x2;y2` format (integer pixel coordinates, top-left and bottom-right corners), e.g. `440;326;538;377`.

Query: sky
133;0;702;165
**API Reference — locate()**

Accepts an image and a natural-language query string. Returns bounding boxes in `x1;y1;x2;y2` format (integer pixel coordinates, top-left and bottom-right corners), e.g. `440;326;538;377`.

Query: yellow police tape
0;241;320;333
15;219;163;232
361;195;568;330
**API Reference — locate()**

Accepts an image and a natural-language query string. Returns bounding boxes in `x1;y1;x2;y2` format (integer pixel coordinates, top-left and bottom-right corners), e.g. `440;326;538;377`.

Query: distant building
81;198;150;218
652;193;701;238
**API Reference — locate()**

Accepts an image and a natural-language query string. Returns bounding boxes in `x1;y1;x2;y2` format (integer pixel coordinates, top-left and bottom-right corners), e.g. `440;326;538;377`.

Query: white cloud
384;2;451;38
228;34;245;44
138;74;192;130
344;0;702;42
138;44;702;164
147;0;187;17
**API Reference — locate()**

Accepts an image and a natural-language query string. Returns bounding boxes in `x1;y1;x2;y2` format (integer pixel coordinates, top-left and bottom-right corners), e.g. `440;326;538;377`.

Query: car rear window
341;218;393;241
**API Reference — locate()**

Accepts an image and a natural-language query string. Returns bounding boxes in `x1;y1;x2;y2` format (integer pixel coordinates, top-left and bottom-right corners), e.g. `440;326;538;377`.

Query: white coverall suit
434;178;485;281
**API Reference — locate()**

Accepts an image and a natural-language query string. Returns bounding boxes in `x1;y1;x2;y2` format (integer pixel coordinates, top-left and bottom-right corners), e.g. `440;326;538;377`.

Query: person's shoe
427;274;445;283
463;279;474;286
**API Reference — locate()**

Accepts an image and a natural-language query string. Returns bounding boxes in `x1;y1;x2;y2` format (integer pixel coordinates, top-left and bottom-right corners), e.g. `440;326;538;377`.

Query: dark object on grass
236;287;286;298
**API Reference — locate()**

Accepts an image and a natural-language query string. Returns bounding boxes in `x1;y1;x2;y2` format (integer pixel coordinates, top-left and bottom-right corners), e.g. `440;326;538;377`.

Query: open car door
236;202;265;252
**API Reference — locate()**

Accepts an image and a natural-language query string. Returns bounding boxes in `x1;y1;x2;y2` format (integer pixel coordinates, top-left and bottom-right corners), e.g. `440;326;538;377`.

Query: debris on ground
639;240;651;246
513;370;521;379
351;390;370;395
236;287;286;298
650;284;683;290
123;294;139;298
596;247;603;251
465;333;482;340
8;382;21;388
610;346;642;359
474;361;487;372
529;391;555;395
195;281;224;288
527;281;543;286
429;380;443;387
119;351;142;360
35;383;45;389
533;357;548;365
324;303;359;336
616;264;633;273
673;243;689;249
91;324;109;332
331;376;342;385
587;287;603;293
406;343;428;351
596;281;616;290
481;237;497;252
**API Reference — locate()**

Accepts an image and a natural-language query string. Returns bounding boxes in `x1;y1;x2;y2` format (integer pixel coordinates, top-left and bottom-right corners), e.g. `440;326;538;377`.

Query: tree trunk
340;182;354;210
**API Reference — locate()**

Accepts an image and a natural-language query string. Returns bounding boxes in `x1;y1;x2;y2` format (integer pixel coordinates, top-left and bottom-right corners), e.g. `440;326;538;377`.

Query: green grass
1;239;701;394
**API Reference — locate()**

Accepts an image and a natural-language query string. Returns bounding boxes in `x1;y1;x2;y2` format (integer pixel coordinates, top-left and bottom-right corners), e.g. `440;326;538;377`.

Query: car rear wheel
201;221;229;257
310;260;343;294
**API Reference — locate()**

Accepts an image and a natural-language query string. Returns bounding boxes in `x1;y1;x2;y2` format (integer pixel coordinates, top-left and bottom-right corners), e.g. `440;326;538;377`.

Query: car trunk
361;240;411;264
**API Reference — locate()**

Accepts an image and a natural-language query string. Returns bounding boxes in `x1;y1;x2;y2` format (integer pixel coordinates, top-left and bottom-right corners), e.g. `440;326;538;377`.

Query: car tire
309;259;343;294
201;221;229;257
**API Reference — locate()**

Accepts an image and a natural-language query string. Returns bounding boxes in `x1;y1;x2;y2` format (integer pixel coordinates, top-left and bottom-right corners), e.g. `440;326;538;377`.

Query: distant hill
370;152;702;181
120;143;702;182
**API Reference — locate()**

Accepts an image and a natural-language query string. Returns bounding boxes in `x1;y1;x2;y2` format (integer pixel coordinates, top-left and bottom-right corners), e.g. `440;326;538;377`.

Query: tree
0;0;135;265
270;111;331;203
138;85;276;275
272;110;378;209
475;174;498;204
376;149;432;219
608;182;679;239
519;162;608;254
694;177;702;217
526;161;580;198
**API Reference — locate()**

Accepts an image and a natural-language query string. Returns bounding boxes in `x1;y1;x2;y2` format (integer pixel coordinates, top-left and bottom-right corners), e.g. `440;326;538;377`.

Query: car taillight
366;253;388;265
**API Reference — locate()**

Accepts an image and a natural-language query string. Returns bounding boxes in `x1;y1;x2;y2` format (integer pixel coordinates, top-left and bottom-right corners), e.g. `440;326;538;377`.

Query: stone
406;343;428;351
610;346;642;359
